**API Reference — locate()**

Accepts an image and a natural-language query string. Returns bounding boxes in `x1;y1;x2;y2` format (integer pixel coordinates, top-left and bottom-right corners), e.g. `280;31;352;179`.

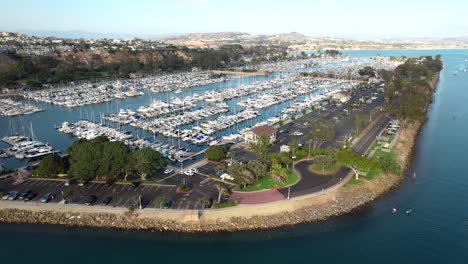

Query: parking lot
0;161;227;210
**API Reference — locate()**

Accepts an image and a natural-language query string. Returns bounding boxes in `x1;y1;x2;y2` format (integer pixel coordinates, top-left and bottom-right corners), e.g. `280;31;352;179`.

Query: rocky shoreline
0;73;440;233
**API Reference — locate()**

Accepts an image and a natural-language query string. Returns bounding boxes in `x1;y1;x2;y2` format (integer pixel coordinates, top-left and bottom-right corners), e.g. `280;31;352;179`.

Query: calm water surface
1;50;468;263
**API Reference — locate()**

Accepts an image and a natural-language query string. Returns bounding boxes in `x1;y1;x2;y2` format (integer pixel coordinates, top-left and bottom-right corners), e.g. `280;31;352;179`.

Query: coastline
0;74;440;233
0;118;425;232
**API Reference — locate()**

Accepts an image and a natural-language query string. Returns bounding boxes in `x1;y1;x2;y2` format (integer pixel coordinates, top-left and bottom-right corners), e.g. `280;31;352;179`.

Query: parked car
7;191;20;201
292;131;304;136
65;179;76;186
164;168;174;174
131;181;140;188
18;190;32;200
40;193;54;203
78;179;89;186
2;192;12;200
24;192;37;202
101;196;112;206
84;195;97;206
163;201;172;209
184;170;194;176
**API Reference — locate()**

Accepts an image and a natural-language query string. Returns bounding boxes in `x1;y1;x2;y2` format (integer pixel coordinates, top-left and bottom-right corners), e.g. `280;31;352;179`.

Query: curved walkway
278;159;350;198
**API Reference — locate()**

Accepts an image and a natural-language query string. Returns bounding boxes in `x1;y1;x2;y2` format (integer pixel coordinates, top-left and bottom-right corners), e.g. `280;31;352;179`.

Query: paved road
269;84;384;153
351;115;391;155
278;160;350;198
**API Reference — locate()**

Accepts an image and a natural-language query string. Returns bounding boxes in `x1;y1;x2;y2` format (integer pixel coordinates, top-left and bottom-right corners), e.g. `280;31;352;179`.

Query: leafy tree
34;154;69;178
314;155;334;172
239;167;255;189
132;147;166;180
226;162;244;180
61;189;73;204
278;120;284;126
197;196;211;209
337;149;379;180
377;155;401;175
306;118;335;151
205;145;226;162
153;195;169;209
358;66;376;77
288;139;299;156
271;159;288;183
249;134;270;161
215;182;231;203
247;159;270;180
277;152;292;170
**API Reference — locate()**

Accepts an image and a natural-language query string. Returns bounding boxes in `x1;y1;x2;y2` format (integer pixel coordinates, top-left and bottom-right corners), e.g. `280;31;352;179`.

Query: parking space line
176;201;183;210
185;201;191;209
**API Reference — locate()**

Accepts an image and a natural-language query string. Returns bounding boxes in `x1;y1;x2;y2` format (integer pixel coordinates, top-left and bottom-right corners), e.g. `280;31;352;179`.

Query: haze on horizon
2;0;468;39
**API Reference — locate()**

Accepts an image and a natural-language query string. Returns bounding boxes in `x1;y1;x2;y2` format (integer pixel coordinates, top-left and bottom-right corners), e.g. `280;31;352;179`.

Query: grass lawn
309;163;341;175
213;200;239;208
238;172;300;192
344;178;365;188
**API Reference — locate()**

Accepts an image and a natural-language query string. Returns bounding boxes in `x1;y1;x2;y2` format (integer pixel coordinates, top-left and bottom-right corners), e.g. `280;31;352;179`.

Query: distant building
332;91;351;103
129;72;143;79
242;125;277;144
192;67;202;72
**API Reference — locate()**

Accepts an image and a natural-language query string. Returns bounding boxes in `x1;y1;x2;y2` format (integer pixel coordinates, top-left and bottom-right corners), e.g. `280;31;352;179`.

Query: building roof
336;91;350;97
249;125;276;136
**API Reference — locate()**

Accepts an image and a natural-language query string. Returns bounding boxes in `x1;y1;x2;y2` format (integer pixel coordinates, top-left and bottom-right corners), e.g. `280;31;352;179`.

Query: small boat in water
406;209;412;215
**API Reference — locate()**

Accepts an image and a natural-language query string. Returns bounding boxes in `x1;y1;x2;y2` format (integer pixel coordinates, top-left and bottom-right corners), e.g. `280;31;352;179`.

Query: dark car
78;179;89;186
18;190;32;200
40;193;54;203
24;192;37;202
7;191;20;201
65;179;76;186
101;196;112;206
163;201;172;209
84;195;97;206
131;181;140;188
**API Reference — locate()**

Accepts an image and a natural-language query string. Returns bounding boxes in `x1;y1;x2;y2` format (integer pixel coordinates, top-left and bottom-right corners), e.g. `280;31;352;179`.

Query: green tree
277;152;292;170
154;195;169;209
197;196;211;209
133;147;166;180
288;139;299;156
306;118;335;151
314;155;334;172
247;159;270;180
215;182;231;203
337;149;379;180
249;134;270;161
271;159;288;183
239;167;255;189
34;154;69;178
205;145;226;162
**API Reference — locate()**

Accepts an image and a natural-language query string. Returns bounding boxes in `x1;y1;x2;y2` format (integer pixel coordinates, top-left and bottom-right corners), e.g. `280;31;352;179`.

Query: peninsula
0;53;442;232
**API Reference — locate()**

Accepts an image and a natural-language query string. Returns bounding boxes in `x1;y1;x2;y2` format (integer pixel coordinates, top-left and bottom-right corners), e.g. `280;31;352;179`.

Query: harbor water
1;50;468;263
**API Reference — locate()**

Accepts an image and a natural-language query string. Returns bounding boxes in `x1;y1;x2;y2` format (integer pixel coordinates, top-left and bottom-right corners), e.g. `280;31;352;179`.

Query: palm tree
215;182;231;203
154;195;168;209
197;196;211;209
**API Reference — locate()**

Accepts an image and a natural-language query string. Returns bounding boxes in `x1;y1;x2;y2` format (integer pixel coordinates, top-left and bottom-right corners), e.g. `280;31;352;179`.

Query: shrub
205;145;226;162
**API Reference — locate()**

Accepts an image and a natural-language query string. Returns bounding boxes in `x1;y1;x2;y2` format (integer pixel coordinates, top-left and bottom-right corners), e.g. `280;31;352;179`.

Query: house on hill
241;125;277;144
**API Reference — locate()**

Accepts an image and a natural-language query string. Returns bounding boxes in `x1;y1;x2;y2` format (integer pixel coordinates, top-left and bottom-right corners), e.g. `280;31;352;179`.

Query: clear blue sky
2;0;467;38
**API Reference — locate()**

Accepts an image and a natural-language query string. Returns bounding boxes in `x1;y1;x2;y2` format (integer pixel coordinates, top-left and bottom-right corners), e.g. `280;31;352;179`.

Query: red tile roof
249;125;276;136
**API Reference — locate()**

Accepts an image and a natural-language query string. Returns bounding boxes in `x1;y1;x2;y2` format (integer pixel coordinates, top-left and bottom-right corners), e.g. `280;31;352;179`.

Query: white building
332;91;351;103
241;125;277;144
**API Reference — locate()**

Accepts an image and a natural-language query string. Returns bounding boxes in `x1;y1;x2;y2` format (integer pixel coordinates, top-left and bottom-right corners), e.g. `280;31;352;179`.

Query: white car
191;168;199;173
164;168;174;174
184;170;194;176
292;131;303;136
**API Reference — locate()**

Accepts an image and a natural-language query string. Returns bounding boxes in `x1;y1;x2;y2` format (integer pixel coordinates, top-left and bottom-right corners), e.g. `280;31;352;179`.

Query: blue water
1;49;468;263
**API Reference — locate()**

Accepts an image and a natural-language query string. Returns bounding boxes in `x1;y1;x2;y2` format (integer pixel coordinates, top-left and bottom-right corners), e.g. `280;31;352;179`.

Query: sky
1;0;468;39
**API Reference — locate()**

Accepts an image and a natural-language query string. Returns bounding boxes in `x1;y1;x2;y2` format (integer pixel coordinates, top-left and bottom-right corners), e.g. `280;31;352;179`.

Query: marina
0;98;43;116
0;54;400;169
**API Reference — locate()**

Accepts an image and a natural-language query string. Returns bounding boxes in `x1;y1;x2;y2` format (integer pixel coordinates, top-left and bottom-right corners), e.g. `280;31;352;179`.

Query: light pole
287;186;291;200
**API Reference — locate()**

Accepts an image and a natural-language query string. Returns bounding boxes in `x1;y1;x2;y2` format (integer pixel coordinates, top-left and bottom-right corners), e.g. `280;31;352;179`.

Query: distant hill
10;29;183;40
